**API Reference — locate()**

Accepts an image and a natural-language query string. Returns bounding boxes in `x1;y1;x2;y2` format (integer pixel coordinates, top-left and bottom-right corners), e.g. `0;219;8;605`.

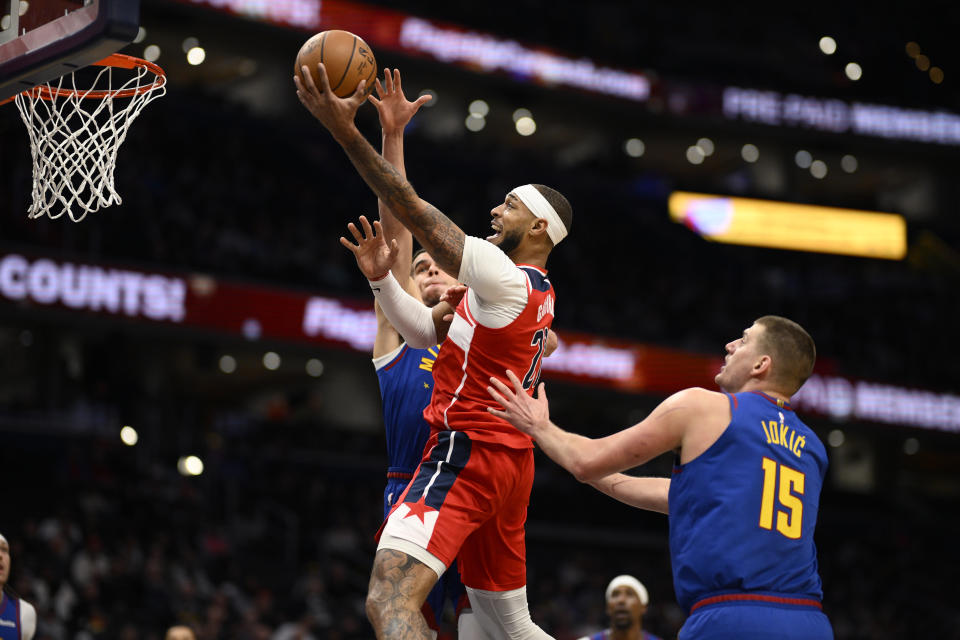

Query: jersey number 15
759;457;805;539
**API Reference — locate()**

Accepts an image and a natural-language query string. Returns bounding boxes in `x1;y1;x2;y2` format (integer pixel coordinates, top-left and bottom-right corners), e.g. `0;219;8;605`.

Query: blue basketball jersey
375;343;440;477
668;391;828;614
0;593;22;640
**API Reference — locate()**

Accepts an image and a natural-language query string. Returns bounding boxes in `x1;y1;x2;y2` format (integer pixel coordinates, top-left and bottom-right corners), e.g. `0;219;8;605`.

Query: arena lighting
740;143;759;162
143;44;160;62
263;351;281;370
723;86;960;146
177;456;204;476
465;114;486;132
469;99;489;117
515;116;536;136
219;355;237;374
186;46;206;65
624;138;645;157
827;429;845;447
120;426;138;446
794;374;960;434
306;358;324;377
668;191;907;259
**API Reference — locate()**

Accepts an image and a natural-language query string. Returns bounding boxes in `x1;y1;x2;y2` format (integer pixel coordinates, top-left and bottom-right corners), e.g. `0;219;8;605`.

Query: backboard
0;0;139;102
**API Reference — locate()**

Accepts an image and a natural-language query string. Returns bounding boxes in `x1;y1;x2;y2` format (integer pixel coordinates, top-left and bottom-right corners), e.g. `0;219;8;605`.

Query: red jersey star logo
403;500;436;524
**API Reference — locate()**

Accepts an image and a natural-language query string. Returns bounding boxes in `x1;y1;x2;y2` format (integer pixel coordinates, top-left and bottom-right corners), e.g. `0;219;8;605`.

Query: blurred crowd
2;417;959;640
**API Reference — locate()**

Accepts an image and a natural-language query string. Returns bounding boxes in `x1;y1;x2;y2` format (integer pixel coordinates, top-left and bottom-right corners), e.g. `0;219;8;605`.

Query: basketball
295;30;377;98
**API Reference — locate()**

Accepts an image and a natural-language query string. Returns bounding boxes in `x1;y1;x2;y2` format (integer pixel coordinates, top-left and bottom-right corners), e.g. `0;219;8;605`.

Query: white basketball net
13;59;166;222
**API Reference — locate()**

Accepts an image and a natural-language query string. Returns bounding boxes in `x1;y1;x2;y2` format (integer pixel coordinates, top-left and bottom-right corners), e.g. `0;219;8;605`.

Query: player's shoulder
669;386;727;407
517;264;552;293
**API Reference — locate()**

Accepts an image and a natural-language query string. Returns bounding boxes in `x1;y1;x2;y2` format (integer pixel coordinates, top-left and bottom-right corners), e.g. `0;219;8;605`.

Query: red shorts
377;429;534;591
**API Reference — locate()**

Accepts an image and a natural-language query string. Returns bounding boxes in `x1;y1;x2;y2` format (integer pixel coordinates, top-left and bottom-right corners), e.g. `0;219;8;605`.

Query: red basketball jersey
424;264;555;449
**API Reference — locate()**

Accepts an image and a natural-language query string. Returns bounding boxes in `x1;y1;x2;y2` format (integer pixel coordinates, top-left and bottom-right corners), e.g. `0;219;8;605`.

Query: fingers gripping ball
295;30;377;98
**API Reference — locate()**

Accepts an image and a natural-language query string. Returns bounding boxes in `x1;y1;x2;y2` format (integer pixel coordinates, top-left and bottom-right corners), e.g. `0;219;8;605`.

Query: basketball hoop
9;53;166;222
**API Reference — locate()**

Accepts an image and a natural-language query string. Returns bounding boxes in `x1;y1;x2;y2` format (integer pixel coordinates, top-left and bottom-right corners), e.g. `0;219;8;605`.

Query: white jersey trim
372;342;406;371
443;312;476;429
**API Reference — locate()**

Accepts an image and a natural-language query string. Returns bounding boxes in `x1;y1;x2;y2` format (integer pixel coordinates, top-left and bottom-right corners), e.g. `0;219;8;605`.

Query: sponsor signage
723;86;960;146
669;191;907;260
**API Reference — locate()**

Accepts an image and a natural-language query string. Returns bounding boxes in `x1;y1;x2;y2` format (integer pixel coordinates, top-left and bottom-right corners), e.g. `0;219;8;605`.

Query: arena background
1;1;958;638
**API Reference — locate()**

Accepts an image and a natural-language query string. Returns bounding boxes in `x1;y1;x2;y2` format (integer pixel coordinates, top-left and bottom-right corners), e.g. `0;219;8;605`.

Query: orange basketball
295;30;377;98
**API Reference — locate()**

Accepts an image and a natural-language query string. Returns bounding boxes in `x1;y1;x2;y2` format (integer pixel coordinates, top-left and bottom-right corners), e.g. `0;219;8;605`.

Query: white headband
0;533;7;546
605;575;649;605
513;184;567;246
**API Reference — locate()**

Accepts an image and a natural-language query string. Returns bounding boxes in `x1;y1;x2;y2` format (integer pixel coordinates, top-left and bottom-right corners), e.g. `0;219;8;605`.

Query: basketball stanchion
3;53;166;222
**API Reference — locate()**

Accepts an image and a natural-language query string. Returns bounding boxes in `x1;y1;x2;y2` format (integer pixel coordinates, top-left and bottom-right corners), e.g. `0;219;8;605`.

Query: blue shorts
384;477;466;629
679;601;833;640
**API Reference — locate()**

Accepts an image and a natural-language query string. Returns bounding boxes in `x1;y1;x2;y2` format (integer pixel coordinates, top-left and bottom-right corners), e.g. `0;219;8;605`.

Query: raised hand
439;284;468;309
368;68;432;136
486;370;551;436
294;62;368;142
340;215;399;280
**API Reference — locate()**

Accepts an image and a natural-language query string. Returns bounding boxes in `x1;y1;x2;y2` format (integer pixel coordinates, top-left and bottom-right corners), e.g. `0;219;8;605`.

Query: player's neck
738;380;791;403
608;624;644;640
507;246;547;269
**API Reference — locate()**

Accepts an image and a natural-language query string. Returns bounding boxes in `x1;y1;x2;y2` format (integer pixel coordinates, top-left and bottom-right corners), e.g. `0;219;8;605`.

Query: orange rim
16;54;166;101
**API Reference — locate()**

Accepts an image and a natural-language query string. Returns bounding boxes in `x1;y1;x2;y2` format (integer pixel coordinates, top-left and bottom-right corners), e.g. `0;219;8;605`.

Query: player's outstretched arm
295;65;465;277
587;474;670;514
488;372;704;482
370;68;432;284
341;216;438;348
486;371;607;482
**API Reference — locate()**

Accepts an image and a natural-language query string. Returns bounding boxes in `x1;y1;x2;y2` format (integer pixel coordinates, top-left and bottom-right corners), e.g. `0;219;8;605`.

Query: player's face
488;192;535;256
0;539;10;586
606;586;645;630
715;323;766;392
412;252;458;308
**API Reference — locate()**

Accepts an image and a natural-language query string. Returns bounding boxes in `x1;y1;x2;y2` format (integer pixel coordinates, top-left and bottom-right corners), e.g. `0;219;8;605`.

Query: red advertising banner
174;0;650;102
0;251;716;393
4;251;955;432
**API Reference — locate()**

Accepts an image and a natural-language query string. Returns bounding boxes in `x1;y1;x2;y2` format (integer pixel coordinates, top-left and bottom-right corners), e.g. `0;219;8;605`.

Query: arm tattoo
341;132;465;276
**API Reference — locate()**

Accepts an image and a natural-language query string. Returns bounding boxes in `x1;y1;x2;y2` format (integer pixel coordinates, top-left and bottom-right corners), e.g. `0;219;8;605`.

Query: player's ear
753;355;772;376
530;217;549;237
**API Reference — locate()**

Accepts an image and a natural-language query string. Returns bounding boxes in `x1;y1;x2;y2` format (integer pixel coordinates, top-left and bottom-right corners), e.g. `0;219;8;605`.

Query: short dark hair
532;184;573;242
754;315;816;394
410;247;428;276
